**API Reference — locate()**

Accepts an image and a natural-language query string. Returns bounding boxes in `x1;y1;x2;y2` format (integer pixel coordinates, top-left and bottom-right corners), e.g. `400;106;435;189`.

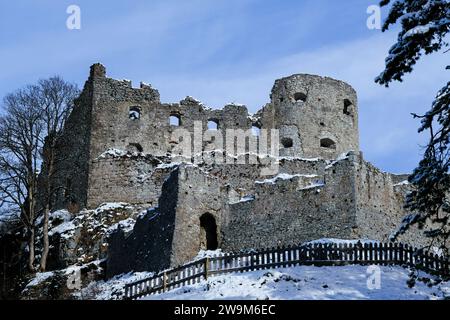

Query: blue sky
0;0;448;173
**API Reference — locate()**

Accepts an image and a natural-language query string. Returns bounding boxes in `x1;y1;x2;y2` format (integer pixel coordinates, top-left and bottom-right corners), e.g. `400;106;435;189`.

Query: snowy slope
141;265;449;300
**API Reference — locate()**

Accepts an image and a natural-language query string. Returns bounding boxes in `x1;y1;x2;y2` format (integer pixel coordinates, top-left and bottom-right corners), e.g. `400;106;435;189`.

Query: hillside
141;265;449;300
19;206;450;300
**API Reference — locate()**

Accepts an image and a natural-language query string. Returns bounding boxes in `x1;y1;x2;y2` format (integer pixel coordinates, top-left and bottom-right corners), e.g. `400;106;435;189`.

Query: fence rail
124;242;449;300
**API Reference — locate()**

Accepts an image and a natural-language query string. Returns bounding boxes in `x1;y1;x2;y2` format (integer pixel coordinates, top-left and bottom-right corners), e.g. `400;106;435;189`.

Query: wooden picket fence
123;242;449;300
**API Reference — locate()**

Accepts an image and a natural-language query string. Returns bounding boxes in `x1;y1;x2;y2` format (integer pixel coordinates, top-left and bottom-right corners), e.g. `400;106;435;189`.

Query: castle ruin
45;64;425;277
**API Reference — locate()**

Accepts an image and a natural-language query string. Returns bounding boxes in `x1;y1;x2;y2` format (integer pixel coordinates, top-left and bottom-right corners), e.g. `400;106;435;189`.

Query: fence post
249;252;254;270
399;243;404;265
204;257;210;280
124;285;129;299
163;272;168;292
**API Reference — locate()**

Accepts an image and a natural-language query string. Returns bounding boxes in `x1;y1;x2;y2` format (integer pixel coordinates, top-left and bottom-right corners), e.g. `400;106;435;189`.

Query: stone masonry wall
48;76;94;211
352;157;431;247
106;165;227;276
88;68;257;161
170;165;227;267
221;157;358;251
87;154;174;209
106;169;180;277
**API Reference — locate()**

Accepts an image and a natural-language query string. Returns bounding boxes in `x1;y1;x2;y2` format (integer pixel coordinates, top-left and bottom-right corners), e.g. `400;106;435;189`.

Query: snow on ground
142;265;449;300
25;271;55;288
79;271;154;300
48;220;77;238
106;217;136;234
94;202;131;213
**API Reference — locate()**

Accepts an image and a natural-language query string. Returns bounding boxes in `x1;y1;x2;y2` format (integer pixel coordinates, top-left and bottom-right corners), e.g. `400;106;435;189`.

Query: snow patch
325;152;350;169
403;24;433;38
227;102;245;107
298;182;325;190
25;272;55;288
97;148;128;159
156;162;181;170
256;173;318;185
95;202;130;214
194;249;223;260
107;218;136;234
229;195;255;205
393;180;410;187
279;156;321;162
48;220;77;238
304;238;380;245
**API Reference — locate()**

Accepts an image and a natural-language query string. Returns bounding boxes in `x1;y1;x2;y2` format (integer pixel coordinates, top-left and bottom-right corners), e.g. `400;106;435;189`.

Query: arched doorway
199;213;218;250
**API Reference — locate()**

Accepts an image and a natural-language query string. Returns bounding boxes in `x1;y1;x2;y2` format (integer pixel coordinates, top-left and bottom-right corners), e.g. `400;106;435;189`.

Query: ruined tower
260;74;359;159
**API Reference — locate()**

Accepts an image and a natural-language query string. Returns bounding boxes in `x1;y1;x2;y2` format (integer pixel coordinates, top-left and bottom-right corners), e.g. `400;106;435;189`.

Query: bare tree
0;87;43;272
37;77;78;271
0;77;79;272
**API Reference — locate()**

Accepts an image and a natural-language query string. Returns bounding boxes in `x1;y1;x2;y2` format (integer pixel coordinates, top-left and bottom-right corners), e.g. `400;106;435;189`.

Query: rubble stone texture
40;64;426;277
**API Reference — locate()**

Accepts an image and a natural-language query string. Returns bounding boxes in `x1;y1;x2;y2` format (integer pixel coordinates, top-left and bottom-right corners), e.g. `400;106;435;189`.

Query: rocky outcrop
22;202;147;299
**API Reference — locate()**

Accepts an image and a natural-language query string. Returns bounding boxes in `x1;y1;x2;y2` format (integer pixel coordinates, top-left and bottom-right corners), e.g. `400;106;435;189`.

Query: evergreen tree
377;0;450;258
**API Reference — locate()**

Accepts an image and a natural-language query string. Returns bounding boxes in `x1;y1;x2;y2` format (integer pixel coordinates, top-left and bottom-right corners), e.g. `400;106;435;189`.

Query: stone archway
199;213;218;250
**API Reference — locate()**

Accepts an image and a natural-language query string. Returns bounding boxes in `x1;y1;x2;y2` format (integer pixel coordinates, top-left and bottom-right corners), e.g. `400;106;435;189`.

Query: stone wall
88;68;258;161
86;154;174;209
106;165;227;276
222;156;357;251
105;151;428;277
47;75;94;211
170;165;227;267
106;169;180;277
352;157;430;247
